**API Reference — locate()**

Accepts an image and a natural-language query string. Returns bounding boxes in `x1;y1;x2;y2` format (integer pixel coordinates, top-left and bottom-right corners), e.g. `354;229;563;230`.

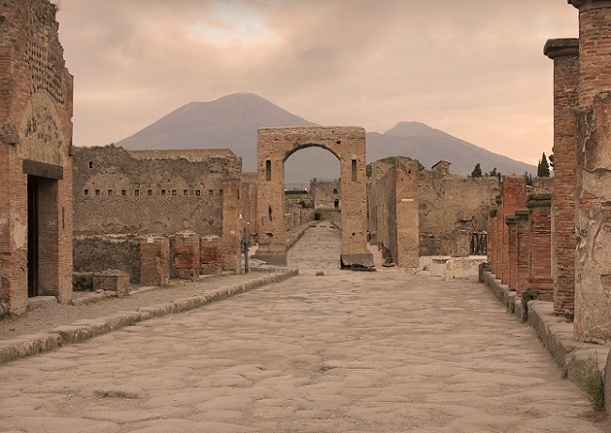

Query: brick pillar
222;179;242;274
544;38;579;316
488;209;497;274
527;194;554;302
571;0;611;342
494;196;504;278
201;235;223;275
506;215;518;291
515;210;530;294
174;231;200;280
500;177;528;285
139;236;170;286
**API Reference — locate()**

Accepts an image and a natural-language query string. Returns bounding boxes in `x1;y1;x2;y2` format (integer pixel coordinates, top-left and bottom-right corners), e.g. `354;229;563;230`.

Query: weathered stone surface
255;126;373;269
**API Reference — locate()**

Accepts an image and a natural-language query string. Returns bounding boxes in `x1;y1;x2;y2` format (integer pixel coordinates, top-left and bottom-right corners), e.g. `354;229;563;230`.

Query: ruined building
0;0;74;314
72;146;243;283
369;158;499;267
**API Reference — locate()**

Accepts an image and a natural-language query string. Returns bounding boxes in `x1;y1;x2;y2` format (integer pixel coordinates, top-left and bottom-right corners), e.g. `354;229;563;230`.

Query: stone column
544;38;579;316
527;194;554;302
570;0;611;342
395;159;420;268
222;178;242;274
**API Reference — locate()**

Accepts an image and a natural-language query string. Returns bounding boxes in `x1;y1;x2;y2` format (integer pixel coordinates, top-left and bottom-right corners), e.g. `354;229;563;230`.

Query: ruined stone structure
369;159;499;267
368;158;420;267
311;179;340;210
256;126;373;268
419;162;499;256
73;147;240;236
0;0;74;314
73;146;243;282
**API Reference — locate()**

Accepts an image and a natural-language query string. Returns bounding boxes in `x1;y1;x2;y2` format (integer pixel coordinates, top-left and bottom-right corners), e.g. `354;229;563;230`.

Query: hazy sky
55;0;578;165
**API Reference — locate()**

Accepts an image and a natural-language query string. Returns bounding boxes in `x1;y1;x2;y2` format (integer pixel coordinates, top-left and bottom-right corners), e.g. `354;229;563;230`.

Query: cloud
57;0;577;164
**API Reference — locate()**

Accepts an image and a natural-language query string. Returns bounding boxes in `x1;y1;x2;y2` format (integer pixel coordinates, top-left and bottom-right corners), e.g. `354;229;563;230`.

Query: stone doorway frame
255;126;374;269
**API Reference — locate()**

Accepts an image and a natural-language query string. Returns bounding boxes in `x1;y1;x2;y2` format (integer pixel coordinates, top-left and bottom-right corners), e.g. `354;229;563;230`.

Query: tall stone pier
570;0;611;342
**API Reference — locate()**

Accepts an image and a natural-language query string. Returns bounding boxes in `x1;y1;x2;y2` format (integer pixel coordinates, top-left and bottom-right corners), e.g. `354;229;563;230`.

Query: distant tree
471;163;483;178
548;153;554;169
489;167;498;177
525;171;533;186
537;152;551;177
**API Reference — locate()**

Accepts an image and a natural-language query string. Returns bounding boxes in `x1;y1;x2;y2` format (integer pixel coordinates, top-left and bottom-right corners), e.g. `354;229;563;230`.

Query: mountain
366;121;536;176
118;93;536;183
118;93;316;174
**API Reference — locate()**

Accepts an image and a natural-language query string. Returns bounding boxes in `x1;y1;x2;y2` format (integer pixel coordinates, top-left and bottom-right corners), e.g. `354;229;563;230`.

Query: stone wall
419;169;499;256
73;146;241;237
369;159;499;265
311;179;340;209
0;0;74;313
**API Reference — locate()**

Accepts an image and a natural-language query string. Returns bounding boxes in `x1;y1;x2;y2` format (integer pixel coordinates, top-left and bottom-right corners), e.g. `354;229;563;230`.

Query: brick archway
255;126;374;269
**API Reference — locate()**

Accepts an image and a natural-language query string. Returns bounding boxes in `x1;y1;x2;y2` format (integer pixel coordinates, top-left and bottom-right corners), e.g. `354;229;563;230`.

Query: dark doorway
27;176;40;297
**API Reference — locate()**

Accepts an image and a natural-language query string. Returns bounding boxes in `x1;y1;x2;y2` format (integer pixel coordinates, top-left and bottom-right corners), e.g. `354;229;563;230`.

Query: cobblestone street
0;225;607;432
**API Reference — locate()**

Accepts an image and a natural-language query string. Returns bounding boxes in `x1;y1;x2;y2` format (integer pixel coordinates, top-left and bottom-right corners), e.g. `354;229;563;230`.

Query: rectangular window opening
266;160;272;181
351;159;357;182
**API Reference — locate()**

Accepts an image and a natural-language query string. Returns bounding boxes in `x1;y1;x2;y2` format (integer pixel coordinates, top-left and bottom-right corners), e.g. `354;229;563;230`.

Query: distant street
0;224;606;433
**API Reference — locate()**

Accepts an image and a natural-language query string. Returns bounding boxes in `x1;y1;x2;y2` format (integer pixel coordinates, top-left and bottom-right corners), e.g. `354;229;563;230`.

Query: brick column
570;0;611;342
494;196;503;277
506;215;519;290
139;236;170;286
500;177;528;285
527;194;554;302
174;231;200;280
515;210;531;294
487;209;497;274
201;235;223;275
544;38;579;316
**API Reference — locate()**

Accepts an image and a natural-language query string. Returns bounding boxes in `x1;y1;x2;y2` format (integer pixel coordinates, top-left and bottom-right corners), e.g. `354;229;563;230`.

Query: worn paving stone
0;225;608;432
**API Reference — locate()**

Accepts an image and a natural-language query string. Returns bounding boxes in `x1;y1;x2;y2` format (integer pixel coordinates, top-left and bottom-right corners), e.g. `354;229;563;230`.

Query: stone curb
481;270;610;410
0;269;298;365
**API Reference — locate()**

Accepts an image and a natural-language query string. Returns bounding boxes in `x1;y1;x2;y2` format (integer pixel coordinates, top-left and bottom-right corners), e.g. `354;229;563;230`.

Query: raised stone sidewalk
481;270;611;414
0;269;297;365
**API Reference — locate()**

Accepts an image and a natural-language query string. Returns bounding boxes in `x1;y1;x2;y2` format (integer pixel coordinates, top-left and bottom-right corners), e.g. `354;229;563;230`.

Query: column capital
544;38;579;59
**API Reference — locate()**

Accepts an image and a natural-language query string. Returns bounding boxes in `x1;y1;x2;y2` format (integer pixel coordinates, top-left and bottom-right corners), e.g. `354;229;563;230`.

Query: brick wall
0;0;73;313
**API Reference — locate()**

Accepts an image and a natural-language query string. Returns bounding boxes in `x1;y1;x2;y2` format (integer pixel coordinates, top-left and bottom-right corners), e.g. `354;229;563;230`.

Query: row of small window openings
84;189;223;197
